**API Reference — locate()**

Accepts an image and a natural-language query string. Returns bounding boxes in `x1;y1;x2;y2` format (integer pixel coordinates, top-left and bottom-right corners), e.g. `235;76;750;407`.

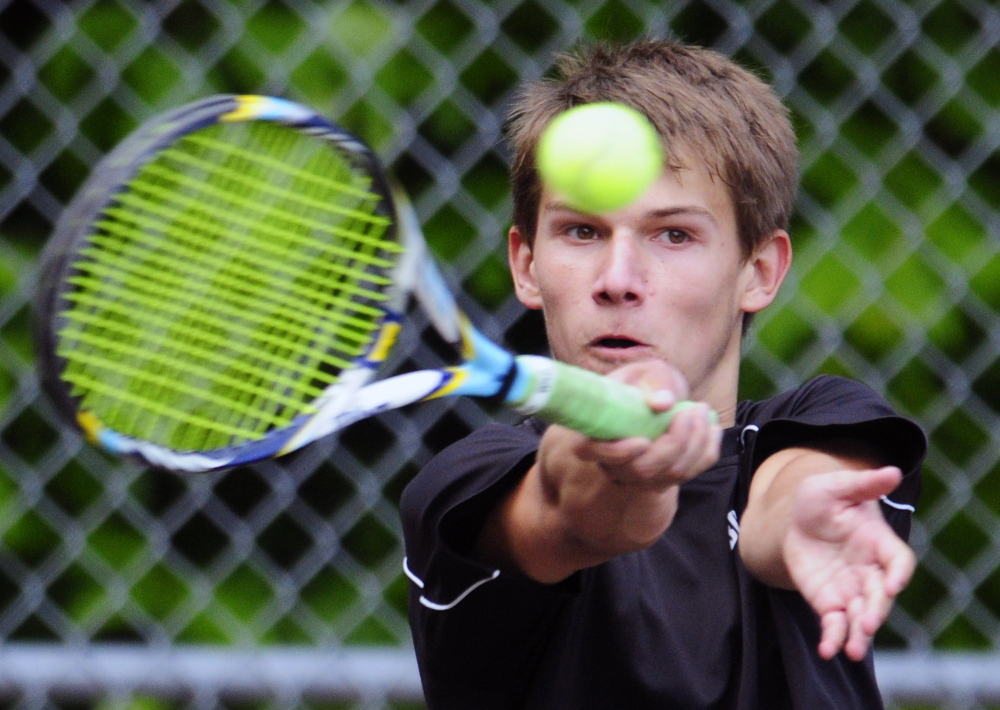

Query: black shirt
401;375;927;709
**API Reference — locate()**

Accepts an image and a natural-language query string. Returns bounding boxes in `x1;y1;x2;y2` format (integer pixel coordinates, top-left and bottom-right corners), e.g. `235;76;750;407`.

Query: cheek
539;286;585;323
665;262;742;323
535;259;585;305
535;266;591;345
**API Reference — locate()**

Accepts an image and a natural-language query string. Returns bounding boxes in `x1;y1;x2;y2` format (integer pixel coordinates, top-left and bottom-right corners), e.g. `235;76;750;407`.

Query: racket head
35;95;405;471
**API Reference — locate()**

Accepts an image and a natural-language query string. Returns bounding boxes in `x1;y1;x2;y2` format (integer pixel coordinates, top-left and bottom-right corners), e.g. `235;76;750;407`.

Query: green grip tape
510;356;714;440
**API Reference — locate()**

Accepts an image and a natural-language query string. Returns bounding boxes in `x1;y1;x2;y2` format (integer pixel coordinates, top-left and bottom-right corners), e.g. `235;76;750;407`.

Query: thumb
822;466;903;505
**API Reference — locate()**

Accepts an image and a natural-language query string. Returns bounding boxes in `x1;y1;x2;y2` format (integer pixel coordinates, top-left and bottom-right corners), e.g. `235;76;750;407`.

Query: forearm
474;379;719;585
737;450;817;588
476;460;680;584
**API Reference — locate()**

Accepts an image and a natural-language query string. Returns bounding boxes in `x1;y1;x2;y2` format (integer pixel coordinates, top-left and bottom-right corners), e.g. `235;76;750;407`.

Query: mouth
584;335;654;369
593;336;643;349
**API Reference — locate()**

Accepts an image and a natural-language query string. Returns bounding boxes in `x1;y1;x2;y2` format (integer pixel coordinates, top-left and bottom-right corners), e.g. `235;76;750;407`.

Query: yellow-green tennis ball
537;102;664;214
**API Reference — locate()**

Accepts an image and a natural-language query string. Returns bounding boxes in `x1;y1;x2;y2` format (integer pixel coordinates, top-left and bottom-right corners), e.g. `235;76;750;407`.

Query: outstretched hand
783;466;914;661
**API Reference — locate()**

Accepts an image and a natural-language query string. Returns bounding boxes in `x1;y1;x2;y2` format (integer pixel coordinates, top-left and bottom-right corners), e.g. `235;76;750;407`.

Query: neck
690;330;743;429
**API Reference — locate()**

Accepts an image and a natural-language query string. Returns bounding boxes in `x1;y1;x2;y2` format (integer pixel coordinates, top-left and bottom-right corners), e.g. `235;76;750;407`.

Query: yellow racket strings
56;121;401;452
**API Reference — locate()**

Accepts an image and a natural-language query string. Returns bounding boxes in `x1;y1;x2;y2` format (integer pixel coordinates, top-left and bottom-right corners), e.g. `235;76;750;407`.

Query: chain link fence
1;0;999;707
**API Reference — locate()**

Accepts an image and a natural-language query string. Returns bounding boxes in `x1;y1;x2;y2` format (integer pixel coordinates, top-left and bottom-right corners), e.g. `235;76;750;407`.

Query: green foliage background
1;0;999;706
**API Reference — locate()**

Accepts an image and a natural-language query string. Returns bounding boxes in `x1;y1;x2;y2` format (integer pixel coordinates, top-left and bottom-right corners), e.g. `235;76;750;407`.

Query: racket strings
76;231;385;343
170;134;391;239
61;284;358;387
92;127;378;448
58;120;401;452
201;125;395;438
196;126;334;442
112;168;396;278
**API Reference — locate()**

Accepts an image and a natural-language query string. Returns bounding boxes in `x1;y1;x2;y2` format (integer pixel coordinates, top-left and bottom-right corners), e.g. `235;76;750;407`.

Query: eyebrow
647;206;720;227
543;201;720;228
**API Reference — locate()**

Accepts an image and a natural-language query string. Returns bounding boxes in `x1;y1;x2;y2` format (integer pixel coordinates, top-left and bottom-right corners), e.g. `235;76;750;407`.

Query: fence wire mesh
1;0;999;708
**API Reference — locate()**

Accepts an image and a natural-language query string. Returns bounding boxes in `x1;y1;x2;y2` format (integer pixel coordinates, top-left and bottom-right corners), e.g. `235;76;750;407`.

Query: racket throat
439;327;519;400
506;355;558;415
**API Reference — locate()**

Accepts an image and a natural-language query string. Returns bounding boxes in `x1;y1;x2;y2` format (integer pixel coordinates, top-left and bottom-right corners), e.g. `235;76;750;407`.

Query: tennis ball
537;102;664;214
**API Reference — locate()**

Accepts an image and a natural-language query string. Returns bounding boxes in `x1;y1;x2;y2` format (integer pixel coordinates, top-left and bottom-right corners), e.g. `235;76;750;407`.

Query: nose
593;234;645;305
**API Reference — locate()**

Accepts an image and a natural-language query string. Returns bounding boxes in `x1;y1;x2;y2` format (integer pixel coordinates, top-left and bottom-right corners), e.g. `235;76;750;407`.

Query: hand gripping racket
35;95;702;472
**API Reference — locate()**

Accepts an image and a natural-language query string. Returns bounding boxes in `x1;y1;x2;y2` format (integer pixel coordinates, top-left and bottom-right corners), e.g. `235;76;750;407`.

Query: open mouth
595;337;642;349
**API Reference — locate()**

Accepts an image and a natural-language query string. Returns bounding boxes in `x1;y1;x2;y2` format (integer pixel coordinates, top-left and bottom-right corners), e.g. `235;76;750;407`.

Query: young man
401;39;926;708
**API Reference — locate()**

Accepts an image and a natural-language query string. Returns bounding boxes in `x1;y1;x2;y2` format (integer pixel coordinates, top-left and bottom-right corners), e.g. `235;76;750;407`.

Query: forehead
538;154;737;228
662;158;735;220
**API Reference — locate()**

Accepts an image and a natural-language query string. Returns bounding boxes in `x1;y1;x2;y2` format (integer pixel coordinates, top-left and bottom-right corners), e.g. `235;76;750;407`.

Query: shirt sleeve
741;374;927;541
400;420;577;708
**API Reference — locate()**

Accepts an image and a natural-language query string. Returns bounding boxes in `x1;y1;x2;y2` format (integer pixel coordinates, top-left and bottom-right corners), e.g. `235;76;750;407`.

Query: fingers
818;608;849;660
629;403;720;483
646;388;678;412
793;467;905;543
860;564;892;637
847;570;890;661
574;403;721;487
802;511;915;661
657;404;721;477
815;540;915;661
575;435;649;466
816;584;884;661
839;570;891;662
881;533;917;597
818;580;882;662
605;360;690;402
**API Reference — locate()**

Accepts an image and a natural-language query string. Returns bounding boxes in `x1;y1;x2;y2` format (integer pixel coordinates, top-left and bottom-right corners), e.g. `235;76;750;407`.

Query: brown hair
505;39;799;259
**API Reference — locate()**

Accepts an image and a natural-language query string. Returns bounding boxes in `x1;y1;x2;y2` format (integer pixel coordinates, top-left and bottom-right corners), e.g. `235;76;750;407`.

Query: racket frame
37;95;705;473
35;95;404;470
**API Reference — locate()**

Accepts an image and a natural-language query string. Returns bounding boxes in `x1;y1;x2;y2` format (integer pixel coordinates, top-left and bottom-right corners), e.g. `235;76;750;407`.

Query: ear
508;225;543;310
739;230;792;315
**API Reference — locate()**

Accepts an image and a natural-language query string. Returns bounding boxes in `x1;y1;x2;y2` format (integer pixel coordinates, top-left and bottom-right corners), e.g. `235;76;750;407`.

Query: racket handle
509;356;714;440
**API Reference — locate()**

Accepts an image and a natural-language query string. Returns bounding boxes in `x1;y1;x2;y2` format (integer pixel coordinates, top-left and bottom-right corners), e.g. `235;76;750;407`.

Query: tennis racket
35;94;702;472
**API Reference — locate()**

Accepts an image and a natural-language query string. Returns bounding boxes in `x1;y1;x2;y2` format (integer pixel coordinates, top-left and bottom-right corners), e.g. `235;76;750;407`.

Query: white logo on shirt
727;510;740;549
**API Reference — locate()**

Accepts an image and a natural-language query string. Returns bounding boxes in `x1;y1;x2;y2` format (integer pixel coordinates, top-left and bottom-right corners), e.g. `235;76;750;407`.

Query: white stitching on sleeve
880;495;916;512
403;556;502;611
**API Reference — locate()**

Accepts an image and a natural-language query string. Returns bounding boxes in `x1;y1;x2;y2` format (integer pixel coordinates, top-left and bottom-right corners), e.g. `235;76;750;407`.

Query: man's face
509;161;777;405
